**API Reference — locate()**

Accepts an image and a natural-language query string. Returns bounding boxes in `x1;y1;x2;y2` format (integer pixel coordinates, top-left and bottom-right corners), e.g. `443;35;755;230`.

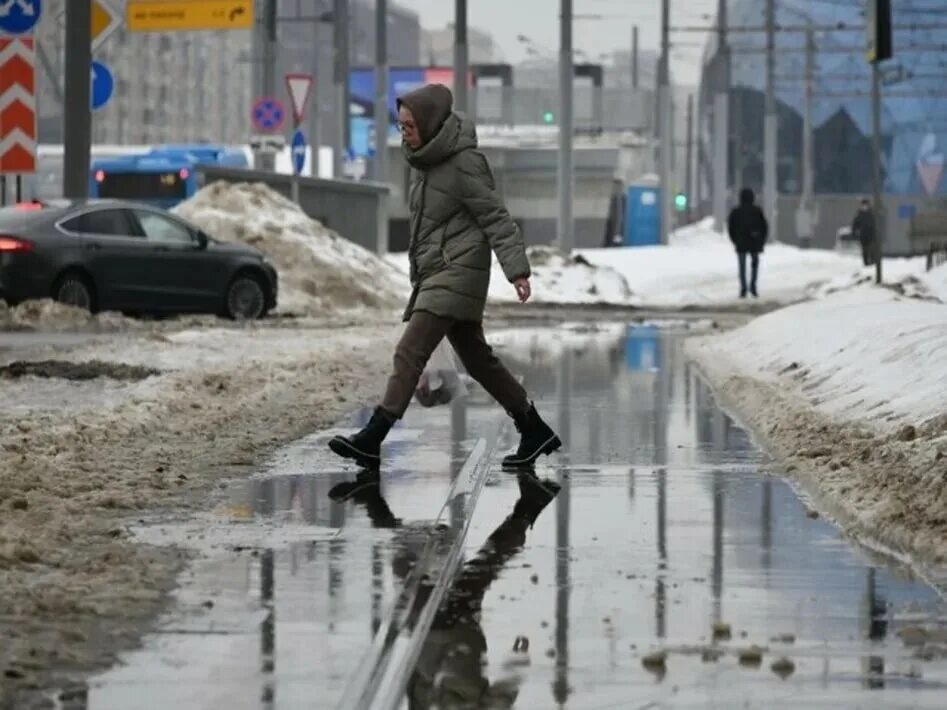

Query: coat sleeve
758;208;769;244
455;151;531;282
727;209;739;246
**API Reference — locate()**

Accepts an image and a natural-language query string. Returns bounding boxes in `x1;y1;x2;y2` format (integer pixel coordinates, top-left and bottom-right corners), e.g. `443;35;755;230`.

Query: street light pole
764;0;778;241
558;0;574;253
63;0;92;198
871;61;883;284
712;0;730;233
454;0;468;113
658;0;672;244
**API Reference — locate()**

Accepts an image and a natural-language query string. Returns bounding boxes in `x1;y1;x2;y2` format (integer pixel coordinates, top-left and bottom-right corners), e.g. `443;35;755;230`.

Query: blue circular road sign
91;60;113;111
0;0;42;35
251;97;285;132
291;129;306;176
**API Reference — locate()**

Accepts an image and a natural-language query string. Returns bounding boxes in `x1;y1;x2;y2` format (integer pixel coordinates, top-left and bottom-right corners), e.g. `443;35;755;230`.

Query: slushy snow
174;182;409;317
688;288;947;565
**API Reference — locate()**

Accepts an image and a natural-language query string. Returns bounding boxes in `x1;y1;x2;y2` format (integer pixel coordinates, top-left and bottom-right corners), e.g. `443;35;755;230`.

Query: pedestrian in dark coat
727;187;769;298
328;84;561;472
851;198;877;267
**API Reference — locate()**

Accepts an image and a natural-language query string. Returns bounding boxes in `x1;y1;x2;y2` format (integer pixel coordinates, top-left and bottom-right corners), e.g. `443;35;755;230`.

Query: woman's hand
514;277;531;303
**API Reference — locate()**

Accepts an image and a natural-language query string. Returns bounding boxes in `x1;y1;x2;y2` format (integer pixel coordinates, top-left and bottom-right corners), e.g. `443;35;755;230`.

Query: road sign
91;0;122;51
251;96;284;133
249;134;285;154
91;60;113;110
0;36;36;173
284;73;313;125
127;0;253;32
291;129;306;175
0;0;41;35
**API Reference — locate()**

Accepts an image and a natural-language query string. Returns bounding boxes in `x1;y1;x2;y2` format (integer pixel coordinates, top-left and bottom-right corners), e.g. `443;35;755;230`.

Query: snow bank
174;182;410;316
688;290;947;565
0;299;136;332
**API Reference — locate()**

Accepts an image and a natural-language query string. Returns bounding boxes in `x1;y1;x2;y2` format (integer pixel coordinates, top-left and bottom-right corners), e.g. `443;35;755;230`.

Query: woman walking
329;84;561;470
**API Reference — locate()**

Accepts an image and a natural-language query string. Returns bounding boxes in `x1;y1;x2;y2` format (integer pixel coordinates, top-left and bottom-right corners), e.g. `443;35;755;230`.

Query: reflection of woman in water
330;471;560;708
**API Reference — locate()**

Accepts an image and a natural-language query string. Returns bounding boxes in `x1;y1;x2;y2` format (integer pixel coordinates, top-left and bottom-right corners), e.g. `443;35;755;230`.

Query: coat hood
402;111;478;169
739;188;756;206
398;84;477;168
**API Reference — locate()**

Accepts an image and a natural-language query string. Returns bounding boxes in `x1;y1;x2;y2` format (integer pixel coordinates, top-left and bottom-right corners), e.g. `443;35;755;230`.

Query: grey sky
395;0;719;85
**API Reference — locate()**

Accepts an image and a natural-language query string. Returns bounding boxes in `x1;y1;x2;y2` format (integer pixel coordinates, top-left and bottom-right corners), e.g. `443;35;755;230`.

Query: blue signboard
291;129;306;176
0;0;42;35
91;60;113;111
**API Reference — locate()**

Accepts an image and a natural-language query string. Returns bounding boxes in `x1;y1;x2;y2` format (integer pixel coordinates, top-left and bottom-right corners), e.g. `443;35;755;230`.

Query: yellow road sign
92;0;123;51
127;0;254;32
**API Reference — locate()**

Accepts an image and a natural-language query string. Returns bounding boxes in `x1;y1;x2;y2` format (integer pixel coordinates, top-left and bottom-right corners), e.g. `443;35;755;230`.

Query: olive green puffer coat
400;93;530;323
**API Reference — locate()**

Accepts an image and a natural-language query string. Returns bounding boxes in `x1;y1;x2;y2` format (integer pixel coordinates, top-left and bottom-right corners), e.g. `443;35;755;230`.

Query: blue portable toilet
625;177;661;247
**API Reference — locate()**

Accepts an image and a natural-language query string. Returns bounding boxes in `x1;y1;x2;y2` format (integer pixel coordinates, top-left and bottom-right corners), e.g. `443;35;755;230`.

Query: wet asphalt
60;323;947;709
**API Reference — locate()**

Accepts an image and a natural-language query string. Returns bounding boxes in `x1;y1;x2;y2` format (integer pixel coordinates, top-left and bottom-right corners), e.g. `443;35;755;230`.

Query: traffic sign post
91;60;113;110
127;0;253;32
291;129;306;176
91;0;122;51
251;96;285;133
285;73;313;126
0;0;42;35
0;37;37;180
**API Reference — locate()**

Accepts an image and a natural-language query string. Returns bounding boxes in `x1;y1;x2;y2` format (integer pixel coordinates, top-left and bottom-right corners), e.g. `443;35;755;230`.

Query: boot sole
502;435;562;468
328;436;381;469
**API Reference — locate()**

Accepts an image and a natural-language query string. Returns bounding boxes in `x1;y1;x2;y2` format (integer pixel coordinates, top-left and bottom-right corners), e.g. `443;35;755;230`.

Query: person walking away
727;187;769;298
328;84;561;470
851;198;877;267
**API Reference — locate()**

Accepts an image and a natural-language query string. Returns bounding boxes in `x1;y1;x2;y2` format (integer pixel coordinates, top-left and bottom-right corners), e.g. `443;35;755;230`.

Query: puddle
54;323;947;709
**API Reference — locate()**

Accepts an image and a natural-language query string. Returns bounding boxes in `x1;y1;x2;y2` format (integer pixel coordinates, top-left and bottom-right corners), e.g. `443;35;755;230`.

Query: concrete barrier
196;166;390;255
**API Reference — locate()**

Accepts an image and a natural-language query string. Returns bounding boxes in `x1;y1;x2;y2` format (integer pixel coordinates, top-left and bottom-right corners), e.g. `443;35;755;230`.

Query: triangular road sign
285;73;313;124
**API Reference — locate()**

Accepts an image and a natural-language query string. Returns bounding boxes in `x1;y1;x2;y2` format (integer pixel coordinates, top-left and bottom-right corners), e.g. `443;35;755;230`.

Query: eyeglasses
396;121;415;134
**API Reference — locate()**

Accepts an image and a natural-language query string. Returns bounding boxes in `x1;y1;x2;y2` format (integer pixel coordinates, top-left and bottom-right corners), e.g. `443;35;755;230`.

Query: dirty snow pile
0;298;136;332
487;246;635;305
174;182;410;316
688;288;947;565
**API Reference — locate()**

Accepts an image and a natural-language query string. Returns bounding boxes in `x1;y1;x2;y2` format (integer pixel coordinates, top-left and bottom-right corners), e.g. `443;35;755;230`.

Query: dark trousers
380;310;529;419
860;239;874;267
738;251;760;295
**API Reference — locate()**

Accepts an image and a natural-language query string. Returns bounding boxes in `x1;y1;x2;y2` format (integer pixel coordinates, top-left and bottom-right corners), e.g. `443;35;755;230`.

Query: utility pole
259;0;277;172
712;0;730;232
63;0;92;198
658;0;672;244
374;0;389;254
454;0;468;113
558;0;574;253
310;22;323;178
798;26;815;248
764;0;778;241
333;0;350;178
632;25;639;89
686;93;694;224
871;62;883;283
374;0;388;183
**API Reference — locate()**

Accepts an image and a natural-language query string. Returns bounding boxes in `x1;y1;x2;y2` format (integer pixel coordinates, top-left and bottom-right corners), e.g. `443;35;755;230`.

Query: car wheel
54;273;96;312
226;275;266;320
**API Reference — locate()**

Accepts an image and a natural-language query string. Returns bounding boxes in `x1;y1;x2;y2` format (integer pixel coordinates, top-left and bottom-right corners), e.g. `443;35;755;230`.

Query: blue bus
90;144;249;208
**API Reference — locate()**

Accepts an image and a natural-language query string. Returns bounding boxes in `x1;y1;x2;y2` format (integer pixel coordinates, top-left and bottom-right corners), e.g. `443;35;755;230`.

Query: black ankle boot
511;473;561;528
328;407;395;469
502;403;562;468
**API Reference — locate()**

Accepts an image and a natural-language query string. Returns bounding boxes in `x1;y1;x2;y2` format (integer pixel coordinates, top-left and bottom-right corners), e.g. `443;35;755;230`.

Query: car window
61;209;138;237
134;210;195;245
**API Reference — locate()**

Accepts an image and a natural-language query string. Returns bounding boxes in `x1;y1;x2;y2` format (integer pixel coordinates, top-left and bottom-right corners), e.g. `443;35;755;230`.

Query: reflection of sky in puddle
76;323;946;710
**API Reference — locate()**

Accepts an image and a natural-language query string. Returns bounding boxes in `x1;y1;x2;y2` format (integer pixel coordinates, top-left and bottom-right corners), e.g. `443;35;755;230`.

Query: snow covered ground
0;318;400;703
687;287;947;567
388;219;946;309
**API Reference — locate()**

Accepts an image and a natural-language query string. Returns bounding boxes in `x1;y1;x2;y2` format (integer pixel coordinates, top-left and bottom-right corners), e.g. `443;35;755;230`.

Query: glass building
698;0;947;201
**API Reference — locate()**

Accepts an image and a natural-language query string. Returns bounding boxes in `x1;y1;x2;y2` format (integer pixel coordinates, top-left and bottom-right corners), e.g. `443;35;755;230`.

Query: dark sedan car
0;199;277;319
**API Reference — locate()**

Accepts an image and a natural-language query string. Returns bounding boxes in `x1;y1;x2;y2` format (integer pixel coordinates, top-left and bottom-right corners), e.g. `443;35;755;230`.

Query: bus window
97;171;189;201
